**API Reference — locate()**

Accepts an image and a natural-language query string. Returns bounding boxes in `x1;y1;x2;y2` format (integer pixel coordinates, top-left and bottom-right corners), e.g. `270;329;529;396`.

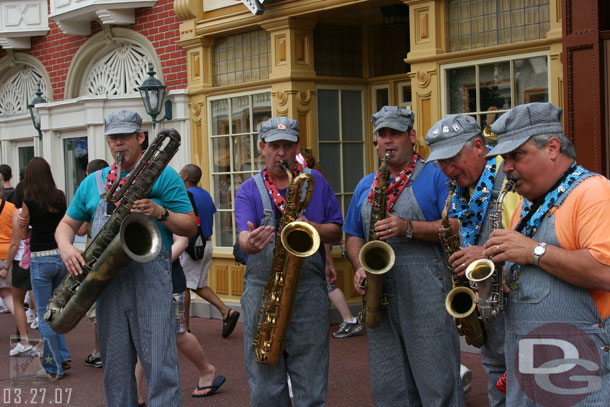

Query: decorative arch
0;53;51;117
65;27;163;99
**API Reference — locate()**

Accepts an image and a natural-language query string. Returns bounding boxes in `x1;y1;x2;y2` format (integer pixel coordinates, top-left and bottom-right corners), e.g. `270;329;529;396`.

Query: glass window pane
319;143;341;193
211;100;229;135
212;137;231;172
213;174;232;210
18;146;34;173
343;193;353;220
318;89;340;141
341;90;363;141
214;211;234;247
231;95;250;134
375;88;389;112
514;56;548;105
343;144;363;191
447;66;476;113
479;62;511;111
63;137;88;203
233;135;250;172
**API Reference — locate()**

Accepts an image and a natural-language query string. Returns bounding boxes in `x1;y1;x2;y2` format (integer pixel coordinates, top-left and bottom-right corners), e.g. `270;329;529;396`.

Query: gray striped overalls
241;169;330;407
362;161;464;407
504;173;610;406
459;168;507;407
92;170;181;407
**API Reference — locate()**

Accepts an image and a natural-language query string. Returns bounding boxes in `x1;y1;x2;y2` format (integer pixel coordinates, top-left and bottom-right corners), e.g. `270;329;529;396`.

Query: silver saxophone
464;180;515;323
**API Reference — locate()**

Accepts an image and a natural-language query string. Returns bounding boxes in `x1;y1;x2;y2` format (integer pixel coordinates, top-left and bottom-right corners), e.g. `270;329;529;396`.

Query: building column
404;0;445;156
262;18;318;150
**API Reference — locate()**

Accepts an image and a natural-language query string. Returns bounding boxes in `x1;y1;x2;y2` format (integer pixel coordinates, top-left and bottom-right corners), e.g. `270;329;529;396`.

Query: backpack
185;191;206;260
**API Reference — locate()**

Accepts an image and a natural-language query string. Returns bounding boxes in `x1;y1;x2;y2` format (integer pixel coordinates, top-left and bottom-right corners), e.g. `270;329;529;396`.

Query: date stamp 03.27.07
4;387;73;405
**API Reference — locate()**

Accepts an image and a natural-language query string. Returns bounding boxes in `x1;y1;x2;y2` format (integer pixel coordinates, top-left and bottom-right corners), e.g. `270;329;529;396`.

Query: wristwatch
158;208;169;222
405;220;414;239
533;242;547;266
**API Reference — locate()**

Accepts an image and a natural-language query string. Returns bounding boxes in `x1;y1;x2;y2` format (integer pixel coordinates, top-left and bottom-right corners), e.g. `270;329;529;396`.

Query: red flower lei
262;162;305;213
367;152;424;212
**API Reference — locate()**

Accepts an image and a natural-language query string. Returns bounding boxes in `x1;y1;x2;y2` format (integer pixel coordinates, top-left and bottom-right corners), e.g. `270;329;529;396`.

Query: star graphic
44;355;54;364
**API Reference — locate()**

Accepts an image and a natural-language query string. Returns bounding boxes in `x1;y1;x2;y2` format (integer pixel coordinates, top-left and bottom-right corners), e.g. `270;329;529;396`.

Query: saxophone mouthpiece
280;160;289;171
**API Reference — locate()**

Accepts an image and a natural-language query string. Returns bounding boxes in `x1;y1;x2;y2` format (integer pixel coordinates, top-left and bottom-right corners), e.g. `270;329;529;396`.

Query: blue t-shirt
67;166;193;250
343;162;450;239
188;186;216;238
235;169;344;263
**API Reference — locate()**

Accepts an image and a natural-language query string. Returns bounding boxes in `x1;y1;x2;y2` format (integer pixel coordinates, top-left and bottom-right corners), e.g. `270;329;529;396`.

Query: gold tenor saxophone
442;180;486;348
465;180;515;323
358;153;395;329
253;161;320;365
44;129;181;334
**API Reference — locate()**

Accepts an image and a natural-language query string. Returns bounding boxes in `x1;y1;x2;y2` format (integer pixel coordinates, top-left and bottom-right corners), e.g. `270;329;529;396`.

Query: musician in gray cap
483;102;610;406
344;106;464;406
235;116;343;406
426;113;520;407
56;110;196;406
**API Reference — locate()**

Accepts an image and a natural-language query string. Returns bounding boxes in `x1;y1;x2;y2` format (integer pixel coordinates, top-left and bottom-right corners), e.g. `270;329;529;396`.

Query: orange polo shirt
510;175;610;319
0;200;17;259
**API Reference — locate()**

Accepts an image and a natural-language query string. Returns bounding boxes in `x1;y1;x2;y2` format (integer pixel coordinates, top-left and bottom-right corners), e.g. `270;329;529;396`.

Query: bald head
181;164;202;187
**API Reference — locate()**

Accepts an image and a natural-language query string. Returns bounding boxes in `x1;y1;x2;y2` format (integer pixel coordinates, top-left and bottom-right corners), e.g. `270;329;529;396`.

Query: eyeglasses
106;133;136;143
437;150;465;169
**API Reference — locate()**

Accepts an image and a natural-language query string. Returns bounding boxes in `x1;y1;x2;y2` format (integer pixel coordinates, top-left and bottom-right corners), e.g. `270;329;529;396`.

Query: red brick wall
0;0;187;101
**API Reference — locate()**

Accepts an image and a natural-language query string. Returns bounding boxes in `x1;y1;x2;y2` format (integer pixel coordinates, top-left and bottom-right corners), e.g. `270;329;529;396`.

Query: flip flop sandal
222;309;240;338
192;375;226;398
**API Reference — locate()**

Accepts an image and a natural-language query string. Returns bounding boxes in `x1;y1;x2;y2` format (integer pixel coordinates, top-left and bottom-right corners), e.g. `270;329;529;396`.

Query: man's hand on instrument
132;198;162;219
484;229;538;265
449;245;485;276
246;221;275;253
353;267;367;295
374;214;407;240
58;243;85;276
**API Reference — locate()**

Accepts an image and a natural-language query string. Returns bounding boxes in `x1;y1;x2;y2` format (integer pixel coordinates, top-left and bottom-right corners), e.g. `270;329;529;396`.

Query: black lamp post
138;62;172;129
28;82;46;140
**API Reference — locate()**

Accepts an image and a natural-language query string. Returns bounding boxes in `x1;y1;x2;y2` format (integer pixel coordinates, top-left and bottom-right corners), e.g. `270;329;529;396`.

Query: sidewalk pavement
1;311;491;406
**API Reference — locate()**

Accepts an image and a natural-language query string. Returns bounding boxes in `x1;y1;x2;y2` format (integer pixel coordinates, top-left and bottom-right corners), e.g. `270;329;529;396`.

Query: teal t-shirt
67;165;193;250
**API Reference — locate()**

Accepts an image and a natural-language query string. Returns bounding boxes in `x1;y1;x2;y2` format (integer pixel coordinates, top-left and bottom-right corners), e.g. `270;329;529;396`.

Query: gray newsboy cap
260;117;299;143
425;114;481;162
104;110;142;136
486;102;564;158
372;106;414;133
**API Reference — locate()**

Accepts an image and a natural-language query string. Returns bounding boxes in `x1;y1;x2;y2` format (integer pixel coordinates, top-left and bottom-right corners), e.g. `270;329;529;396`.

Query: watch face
534;245;545;255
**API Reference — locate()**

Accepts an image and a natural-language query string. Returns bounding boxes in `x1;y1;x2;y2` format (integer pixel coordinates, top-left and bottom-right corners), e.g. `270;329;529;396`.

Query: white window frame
440;51;551;120
207;89;272;250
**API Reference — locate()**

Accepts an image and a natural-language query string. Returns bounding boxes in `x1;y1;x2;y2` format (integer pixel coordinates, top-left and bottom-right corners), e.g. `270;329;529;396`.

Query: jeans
30;253;71;375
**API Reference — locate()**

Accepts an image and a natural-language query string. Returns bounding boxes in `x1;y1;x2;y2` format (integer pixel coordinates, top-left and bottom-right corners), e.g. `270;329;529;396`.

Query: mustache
506;172;521;182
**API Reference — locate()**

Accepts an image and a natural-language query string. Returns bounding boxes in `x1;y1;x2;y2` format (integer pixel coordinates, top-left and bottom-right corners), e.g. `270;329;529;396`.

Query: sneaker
9;343;33;356
0;304;8;314
36;368;64;381
30;318;38;330
26;309;37;324
85;353;103;368
332;320;363;338
461;364;473;398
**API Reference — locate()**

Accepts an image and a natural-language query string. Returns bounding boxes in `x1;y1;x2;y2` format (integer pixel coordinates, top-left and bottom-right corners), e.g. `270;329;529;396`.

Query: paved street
1;309;491;406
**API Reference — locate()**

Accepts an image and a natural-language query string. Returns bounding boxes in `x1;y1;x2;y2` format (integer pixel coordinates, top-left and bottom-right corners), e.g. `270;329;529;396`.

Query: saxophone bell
445;286;477;319
465;259;495;282
281;221;320;258
359;240;395;276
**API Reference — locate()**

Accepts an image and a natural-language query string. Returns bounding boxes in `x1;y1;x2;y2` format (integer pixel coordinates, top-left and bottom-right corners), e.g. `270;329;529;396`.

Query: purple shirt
235;168;343;235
